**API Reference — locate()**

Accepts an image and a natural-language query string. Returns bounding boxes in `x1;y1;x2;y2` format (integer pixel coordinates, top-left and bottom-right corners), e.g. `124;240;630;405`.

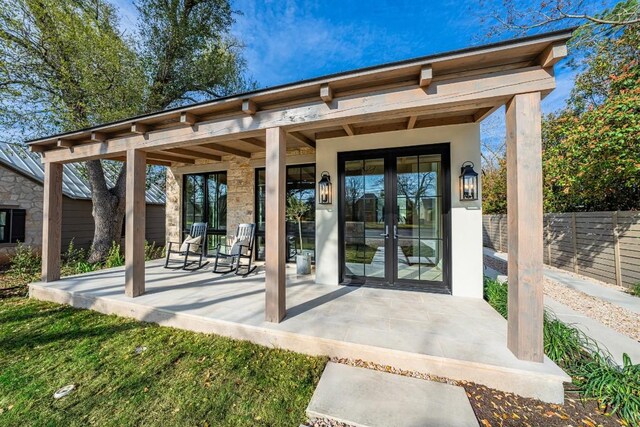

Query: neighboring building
0;142;165;263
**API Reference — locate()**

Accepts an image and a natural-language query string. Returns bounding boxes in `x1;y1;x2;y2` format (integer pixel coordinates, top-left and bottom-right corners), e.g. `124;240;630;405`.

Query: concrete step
306;362;478;427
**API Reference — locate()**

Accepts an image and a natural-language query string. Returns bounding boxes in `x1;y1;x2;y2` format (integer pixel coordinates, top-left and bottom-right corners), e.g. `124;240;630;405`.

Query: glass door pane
344;158;386;280
395;155;443;283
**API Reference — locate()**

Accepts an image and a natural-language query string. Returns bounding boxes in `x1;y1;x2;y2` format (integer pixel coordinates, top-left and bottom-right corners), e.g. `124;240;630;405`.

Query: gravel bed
484;254;640;342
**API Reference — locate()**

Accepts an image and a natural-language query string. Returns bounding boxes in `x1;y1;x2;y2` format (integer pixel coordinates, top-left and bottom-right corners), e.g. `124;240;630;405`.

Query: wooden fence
483;211;640;289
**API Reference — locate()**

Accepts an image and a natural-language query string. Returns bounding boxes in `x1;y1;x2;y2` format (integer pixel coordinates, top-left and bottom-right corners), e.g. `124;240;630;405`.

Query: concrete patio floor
29;260;569;403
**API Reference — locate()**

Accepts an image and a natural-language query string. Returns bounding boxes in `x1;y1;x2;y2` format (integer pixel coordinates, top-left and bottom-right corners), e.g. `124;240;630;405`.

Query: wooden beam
147;158;171;167
29;144;48;153
239;138;266;149
242;99;257;115
41;162;63;282
265;127;286;323
39;67;555;163
57;139;74;148
91;131;107;142
406;115;418;129
320;83;333;102
125;149;146;298
147;152;196;164
419;65;433;87
200;143;251;158
131;122;149;134
180;112;198;126
473;105;500;122
536;42;567;68
506;92;544;362
342;124;355;136
166;148;221;161
289;131;316;148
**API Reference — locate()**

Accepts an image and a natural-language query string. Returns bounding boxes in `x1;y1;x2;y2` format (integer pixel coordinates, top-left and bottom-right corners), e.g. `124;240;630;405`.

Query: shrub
7;243;41;282
575;354;640;425
144;241;164;261
629;282;640;297
104;242;124;268
483;277;508;318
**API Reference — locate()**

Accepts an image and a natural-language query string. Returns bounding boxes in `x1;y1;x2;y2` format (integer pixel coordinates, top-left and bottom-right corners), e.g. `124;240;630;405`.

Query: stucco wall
0;165;43;260
314;124;483;298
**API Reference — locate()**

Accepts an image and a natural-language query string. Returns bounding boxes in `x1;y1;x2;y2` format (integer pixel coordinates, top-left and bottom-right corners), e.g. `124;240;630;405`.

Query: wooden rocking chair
212;223;257;276
164;222;209;270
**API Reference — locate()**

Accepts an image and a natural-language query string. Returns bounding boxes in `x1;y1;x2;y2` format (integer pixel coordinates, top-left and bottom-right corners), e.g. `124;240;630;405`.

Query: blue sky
111;0;591;152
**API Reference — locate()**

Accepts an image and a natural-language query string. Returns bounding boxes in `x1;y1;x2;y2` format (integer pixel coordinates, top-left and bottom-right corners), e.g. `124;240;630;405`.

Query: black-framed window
0;208;26;244
182;172;227;254
255;164;315;261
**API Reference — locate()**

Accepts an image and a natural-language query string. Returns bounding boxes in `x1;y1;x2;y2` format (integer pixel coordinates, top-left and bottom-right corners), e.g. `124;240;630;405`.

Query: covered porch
28;28;572;378
29;261;569;403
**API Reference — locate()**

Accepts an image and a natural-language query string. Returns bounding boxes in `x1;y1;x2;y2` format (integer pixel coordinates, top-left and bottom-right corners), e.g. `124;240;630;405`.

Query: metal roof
0;142;165;204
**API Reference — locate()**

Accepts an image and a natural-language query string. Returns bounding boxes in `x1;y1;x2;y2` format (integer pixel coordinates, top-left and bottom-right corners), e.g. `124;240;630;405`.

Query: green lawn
0;298;327;426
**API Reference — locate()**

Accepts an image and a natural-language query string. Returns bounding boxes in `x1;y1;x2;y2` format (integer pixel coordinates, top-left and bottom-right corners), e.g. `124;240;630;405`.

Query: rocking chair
212;223;257;276
164;222;209;270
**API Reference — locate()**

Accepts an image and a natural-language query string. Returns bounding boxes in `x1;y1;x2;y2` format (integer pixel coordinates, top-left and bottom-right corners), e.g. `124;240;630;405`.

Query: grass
628;282;640;297
483;277;640;425
0;298;327;426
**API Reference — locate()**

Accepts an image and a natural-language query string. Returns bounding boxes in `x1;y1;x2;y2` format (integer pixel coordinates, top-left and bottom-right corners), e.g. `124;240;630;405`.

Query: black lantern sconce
459;161;478;201
318;171;332;205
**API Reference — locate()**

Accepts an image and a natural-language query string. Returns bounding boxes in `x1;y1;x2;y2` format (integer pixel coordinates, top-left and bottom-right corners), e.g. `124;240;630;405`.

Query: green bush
144;241;164;261
575;354;640;425
104;242;124;268
483;276;640;425
7;243;41;282
629;282;640;297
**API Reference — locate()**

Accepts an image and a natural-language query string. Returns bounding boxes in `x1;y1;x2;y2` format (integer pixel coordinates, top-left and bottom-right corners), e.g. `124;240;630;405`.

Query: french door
338;144;451;293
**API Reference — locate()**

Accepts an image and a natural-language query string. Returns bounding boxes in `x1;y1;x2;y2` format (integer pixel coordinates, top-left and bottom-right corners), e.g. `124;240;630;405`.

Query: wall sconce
459;161;478;201
318;171;332;204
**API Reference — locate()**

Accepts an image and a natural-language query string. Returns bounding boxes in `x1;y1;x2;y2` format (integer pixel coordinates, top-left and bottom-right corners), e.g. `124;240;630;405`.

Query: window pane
0;211;7;243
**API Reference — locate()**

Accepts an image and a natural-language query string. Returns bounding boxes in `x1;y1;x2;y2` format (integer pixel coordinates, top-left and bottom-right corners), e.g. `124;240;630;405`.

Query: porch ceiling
27;28;572;165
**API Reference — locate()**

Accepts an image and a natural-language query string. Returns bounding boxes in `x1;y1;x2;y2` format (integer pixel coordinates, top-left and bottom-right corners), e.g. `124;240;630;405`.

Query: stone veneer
0;165;44;261
165;147;315;244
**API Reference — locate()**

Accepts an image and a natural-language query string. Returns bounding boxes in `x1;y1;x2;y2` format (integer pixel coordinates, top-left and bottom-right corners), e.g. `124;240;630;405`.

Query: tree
0;0;250;262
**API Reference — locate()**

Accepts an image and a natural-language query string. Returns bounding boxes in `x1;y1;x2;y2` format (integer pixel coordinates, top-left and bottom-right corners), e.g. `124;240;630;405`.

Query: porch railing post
505;92;544;362
42;162;63;282
265;127;286;322
125;148;146;297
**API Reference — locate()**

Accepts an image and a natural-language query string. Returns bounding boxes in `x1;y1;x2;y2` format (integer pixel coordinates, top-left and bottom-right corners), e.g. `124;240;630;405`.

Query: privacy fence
483;211;640;289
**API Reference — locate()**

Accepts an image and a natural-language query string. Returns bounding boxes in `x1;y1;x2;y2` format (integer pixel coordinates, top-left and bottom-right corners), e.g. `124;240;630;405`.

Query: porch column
42;162;63;282
125;149;146;297
265;127;286;322
505;92;544;362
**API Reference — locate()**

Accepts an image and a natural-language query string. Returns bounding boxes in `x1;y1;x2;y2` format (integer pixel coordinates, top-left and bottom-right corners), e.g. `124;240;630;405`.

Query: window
182;172;227;254
255;164;315;261
0;208;26;244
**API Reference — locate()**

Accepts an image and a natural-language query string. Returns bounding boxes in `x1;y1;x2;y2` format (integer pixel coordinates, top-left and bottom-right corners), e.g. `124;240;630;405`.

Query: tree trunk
86;160;127;263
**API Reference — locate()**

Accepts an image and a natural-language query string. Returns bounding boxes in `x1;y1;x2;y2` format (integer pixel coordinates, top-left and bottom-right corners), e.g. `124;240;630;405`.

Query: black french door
338;144;451;293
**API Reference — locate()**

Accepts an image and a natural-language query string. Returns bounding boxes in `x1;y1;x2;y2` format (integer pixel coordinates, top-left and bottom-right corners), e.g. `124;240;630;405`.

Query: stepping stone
307;362;478;427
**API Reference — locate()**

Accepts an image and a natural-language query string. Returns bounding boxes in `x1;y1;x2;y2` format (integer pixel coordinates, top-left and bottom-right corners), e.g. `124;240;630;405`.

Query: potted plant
286;194;311;275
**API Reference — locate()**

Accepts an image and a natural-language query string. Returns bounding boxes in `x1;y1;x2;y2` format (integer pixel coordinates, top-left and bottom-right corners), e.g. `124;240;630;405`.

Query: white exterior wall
315;124;483;298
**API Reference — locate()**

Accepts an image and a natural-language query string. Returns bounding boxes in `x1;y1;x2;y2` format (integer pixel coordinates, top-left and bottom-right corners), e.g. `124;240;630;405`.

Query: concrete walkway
484;247;640;314
307;362;478;427
483;250;640;366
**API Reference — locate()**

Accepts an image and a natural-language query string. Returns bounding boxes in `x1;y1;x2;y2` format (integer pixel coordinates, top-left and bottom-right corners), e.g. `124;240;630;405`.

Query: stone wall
165;147;315;243
0;165;44;261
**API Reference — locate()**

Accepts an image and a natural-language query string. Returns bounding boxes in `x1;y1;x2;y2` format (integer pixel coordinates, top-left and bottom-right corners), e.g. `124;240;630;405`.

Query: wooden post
125;149;146;297
571;212;578;273
265;127;286;322
505;92;544;362
612;211;623;288
42;162;63;282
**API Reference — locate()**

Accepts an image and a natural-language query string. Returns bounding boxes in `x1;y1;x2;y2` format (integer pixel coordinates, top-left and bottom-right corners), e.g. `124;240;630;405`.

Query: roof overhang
28;28;573;164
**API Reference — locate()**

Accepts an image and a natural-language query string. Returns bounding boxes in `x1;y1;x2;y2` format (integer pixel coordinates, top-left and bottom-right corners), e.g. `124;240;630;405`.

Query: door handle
394;225;398;239
380;225;389;238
